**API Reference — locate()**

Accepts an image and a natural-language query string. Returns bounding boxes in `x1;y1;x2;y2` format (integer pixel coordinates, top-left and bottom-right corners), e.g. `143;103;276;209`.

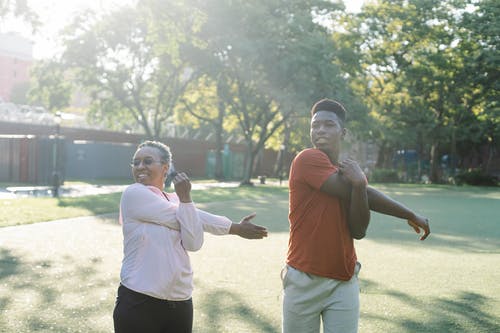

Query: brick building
0;33;33;102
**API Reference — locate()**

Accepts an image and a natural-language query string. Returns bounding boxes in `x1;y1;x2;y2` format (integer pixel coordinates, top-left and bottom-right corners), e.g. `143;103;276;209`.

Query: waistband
118;284;192;304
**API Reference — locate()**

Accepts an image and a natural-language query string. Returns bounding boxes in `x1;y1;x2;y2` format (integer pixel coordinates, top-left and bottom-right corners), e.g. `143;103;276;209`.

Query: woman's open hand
229;213;268;239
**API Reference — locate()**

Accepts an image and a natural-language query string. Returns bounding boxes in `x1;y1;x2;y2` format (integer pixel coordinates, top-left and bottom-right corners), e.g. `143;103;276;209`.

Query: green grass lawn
0;182;285;227
0;184;498;332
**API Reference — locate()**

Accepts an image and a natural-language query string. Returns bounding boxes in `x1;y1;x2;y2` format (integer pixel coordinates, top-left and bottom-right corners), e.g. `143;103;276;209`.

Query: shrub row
454;169;499;186
368;168;498;186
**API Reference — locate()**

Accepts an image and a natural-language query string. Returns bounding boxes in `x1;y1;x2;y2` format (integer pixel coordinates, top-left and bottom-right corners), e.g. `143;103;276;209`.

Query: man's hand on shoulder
339;158;367;188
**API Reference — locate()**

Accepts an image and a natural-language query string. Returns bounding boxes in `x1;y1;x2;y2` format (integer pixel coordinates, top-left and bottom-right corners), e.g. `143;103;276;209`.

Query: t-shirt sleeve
293;149;338;190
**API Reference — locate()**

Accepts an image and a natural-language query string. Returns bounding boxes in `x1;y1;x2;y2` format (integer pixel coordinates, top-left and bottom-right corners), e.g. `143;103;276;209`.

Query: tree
337;0;497;182
60;2;199;138
28;59;72;112
195;0;354;184
178;74;230;180
333;1;424;170
0;0;39;31
460;0;500;173
9;81;30;104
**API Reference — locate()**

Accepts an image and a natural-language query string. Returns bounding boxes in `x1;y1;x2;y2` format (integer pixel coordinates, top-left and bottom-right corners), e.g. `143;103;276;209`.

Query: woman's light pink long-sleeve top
119;183;232;300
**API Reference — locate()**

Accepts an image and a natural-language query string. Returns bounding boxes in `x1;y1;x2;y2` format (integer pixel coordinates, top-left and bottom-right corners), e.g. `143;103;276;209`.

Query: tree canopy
335;0;498;182
26;0;499;183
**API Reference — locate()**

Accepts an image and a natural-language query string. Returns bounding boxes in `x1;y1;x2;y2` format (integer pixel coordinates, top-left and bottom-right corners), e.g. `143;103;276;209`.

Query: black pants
113;284;193;333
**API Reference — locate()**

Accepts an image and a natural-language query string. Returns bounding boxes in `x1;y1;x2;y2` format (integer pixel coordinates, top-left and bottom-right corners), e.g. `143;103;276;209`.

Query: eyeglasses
130;158;163;167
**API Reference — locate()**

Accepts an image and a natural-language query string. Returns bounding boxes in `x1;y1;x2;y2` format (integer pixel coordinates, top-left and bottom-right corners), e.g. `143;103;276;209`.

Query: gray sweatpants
282;263;361;333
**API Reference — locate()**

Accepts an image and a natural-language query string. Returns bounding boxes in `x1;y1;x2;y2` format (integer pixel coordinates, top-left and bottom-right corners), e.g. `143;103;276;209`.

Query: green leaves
23;0;496;183
339;0;498;181
28;59;72;112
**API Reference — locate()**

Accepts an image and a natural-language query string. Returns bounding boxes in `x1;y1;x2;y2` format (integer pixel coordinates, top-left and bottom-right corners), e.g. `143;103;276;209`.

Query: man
282;98;430;333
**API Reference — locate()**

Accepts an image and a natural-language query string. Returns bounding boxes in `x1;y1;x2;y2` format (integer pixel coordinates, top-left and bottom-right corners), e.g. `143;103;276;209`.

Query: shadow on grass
0;248;21;280
0;247;114;333
196;287;278;333
360;279;500;332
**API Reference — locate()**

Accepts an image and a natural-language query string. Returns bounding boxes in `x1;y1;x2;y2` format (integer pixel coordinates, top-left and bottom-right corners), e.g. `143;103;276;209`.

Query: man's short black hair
310;98;347;123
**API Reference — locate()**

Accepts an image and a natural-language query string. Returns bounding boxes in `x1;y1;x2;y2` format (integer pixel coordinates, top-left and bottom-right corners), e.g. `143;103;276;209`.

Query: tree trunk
485;140;494;173
429;142;441;183
273;123;290;177
416;133;424;181
214;104;224;180
240;141;255;186
450;126;457;177
376;141;392;168
274;148;284;177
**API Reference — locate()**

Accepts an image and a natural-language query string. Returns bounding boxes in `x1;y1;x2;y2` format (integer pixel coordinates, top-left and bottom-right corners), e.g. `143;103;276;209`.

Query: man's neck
317;148;339;165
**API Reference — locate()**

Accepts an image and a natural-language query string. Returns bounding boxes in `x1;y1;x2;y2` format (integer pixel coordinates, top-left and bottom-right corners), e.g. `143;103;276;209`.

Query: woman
113;140;268;333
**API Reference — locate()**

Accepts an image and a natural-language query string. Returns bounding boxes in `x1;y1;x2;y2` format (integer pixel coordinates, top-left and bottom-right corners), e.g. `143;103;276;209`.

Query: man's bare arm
339;159;370;239
367;187;430;240
320;173;430;240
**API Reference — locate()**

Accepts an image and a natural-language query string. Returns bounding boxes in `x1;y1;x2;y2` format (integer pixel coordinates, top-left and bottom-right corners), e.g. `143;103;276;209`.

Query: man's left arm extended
319;160;429;240
366;187;430;240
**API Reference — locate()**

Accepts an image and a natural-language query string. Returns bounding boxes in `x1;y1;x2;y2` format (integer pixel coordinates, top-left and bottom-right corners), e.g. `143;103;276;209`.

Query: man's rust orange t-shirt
286;148;357;281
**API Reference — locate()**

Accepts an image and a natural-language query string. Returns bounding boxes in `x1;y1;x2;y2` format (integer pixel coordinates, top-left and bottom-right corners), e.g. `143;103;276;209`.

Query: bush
370;168;400;183
455;169;499;186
